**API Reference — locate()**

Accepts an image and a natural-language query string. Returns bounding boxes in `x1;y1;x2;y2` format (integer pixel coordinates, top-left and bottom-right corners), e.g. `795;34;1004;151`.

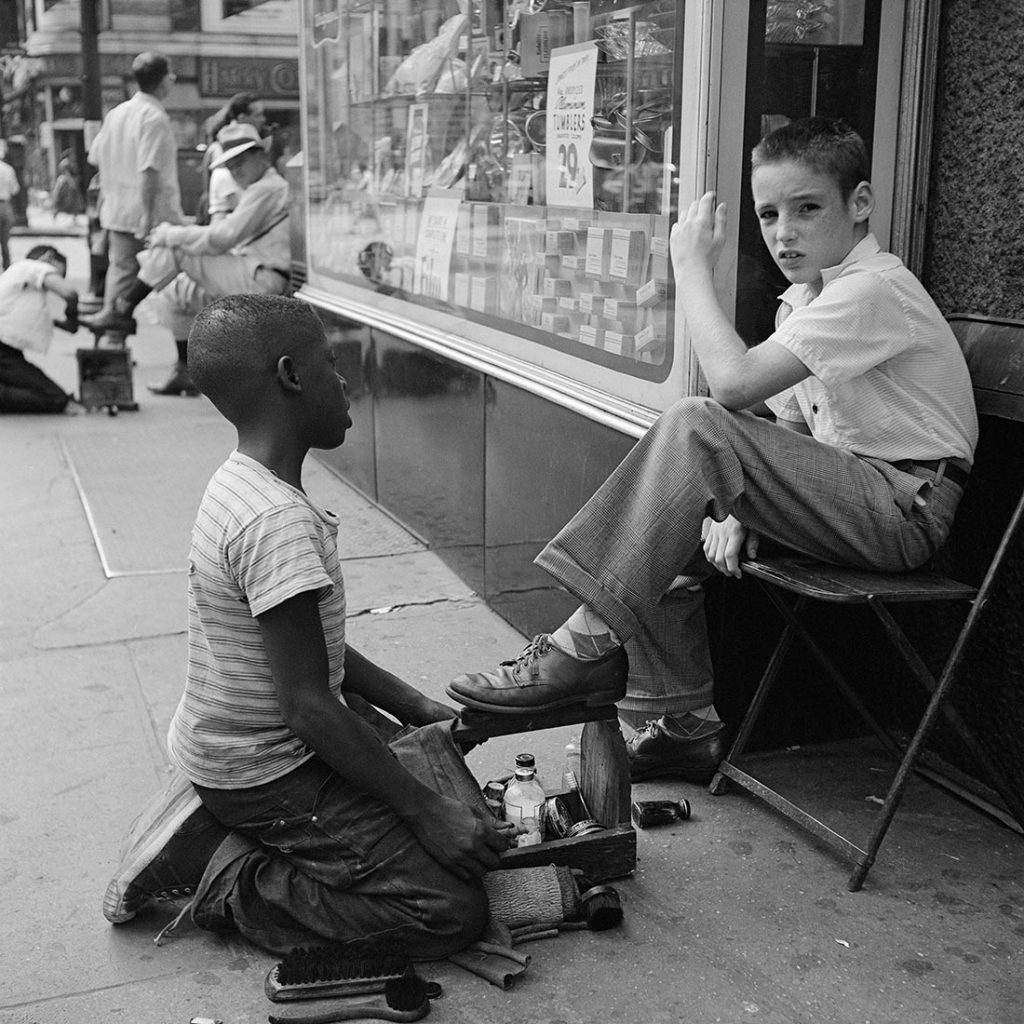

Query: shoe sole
103;772;204;924
444;685;625;715
629;762;720;784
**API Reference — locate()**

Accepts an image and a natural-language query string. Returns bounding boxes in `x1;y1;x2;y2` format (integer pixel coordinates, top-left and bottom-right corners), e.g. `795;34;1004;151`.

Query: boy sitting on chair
103;294;505;956
446;117;978;784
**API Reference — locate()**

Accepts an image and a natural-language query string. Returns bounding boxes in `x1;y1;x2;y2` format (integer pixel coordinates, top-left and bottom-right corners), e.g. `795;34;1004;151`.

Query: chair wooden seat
710;315;1024;890
741;556;978;603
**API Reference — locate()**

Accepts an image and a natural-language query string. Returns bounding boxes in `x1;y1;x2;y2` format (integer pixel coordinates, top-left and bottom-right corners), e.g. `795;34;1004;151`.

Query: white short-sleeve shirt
765;235;978;463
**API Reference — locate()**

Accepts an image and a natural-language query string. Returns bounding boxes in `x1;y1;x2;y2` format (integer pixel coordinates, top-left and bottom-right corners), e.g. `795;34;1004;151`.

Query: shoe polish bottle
503;763;546;846
514;752;548;793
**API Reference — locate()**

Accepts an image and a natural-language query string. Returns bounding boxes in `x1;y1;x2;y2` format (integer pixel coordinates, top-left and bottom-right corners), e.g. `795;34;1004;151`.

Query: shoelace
502;634;552;683
153;899;194;946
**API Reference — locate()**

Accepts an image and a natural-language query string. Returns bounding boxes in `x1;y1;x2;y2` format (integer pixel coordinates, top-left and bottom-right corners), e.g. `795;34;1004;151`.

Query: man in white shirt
0;140;21;270
87;52;183;341
83;123;290;395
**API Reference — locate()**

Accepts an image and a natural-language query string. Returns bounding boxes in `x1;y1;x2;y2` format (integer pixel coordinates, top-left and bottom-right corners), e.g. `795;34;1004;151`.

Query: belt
890;456;970;490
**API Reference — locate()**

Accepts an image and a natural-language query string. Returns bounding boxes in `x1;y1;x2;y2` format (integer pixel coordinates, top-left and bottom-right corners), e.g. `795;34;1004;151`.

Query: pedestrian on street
197;92;267;224
86;51;183;342
0;139;21;270
83;122;292;396
0;244;83;414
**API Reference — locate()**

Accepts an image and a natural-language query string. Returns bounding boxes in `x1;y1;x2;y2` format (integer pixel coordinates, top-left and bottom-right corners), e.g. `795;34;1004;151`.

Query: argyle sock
549;605;621;661
620;704;721;733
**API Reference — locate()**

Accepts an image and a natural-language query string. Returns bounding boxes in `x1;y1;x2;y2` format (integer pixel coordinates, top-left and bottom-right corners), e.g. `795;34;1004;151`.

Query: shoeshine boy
447;117;977;784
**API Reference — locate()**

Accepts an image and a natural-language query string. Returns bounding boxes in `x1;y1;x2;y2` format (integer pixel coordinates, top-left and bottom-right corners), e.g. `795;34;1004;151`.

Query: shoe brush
268;965;433;1024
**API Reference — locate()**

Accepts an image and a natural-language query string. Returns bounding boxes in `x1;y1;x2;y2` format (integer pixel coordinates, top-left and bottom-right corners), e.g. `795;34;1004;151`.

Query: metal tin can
543;796;574;839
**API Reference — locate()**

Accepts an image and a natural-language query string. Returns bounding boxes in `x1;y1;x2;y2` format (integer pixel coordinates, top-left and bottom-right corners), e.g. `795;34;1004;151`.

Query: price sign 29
557;142;583;192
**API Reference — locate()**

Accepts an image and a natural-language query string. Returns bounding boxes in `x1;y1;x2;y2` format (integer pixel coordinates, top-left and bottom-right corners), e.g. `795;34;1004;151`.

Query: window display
303;0;682;382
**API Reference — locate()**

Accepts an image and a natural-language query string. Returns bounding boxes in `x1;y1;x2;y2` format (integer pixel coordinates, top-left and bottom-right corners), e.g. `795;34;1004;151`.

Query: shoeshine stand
452;703;636;884
77;330;139;414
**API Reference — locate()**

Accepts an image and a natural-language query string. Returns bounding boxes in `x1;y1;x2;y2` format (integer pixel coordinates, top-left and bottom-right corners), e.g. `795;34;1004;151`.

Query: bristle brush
266;943;409;1002
268;965;430;1024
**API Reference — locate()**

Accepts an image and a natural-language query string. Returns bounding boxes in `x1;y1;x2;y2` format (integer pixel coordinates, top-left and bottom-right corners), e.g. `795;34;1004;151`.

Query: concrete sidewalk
1;232;1022;1024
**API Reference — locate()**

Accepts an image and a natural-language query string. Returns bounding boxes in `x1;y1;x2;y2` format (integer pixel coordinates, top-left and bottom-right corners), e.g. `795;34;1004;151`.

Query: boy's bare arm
42;272;79;331
257;591;505;879
671;192;809;409
342;645;457;727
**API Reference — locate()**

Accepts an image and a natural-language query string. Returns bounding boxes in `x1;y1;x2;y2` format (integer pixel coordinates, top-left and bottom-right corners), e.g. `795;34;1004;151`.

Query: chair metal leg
708;596;801;796
869;598;1024;831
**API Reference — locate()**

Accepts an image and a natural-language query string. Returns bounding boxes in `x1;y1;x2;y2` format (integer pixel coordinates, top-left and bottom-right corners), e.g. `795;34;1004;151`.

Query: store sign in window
302;0;681;382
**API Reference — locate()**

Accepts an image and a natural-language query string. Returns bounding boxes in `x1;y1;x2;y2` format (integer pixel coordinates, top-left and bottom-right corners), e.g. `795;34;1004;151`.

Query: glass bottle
503;766;546;845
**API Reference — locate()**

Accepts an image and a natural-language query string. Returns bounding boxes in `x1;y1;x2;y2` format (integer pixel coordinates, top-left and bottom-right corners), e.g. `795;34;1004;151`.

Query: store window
303;0;682;382
735;0;883;345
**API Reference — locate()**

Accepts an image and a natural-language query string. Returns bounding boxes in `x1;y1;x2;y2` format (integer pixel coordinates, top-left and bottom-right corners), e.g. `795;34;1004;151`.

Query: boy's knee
413;876;488;957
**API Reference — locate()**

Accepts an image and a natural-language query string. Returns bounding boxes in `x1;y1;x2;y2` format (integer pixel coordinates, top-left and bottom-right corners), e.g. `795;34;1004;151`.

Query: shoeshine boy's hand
411;795;507;880
703;515;759;578
670;191;728;274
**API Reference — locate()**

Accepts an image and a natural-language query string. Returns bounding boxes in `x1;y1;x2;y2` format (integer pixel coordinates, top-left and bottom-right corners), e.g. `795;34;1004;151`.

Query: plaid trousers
536;397;965;718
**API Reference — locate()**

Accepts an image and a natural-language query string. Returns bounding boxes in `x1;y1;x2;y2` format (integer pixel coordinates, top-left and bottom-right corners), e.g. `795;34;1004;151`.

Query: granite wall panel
924;1;1024;316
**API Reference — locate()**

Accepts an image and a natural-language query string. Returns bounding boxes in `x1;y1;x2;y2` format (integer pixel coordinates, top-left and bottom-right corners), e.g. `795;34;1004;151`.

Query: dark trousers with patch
0;340;69;413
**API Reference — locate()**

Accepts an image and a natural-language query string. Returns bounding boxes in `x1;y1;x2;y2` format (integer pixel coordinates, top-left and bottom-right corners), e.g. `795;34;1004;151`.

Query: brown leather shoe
627;716;726;783
446;634;627;714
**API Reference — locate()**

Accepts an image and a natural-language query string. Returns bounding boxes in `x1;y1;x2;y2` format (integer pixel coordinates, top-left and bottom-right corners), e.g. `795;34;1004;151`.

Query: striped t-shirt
765;234;978;463
167;452;347;789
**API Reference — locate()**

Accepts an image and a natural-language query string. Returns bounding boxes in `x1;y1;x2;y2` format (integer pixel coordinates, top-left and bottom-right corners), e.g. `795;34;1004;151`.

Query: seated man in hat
82;122;291;396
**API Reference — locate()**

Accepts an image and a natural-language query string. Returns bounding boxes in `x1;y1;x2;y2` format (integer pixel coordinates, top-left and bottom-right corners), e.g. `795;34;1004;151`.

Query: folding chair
709;315;1024;890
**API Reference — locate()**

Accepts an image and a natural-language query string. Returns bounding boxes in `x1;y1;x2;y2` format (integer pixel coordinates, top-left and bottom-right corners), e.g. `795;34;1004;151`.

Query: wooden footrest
452;702;619;744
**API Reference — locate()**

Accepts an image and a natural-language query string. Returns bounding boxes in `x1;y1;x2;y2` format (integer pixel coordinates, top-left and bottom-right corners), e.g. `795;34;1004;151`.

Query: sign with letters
544;41;598;208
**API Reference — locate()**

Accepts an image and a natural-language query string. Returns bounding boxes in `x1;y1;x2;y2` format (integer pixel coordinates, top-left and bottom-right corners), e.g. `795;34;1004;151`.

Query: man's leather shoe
446;634;627;714
627;716;726;783
80;309;137;337
148;362;200;397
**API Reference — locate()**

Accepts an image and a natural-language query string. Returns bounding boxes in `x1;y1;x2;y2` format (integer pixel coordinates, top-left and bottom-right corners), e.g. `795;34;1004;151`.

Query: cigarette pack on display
545;230;577;255
636;277;670;308
609;228;648;285
543;276;575;298
522;293;544;326
558;295;579;312
636;320;667;354
649;233;670;280
603;296;637;323
471;275;498;311
471;204;501;259
604;330;636;357
585;227;613;278
533;252;563;271
580;292;605;316
453;272;471;307
561;254;585;272
519;10;574;76
579;324;606;348
560;214;594;233
455;206;473;256
541;312;571;334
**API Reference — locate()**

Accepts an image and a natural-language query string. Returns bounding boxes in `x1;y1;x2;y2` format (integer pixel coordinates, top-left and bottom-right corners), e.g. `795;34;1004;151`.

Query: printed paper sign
545;42;598;208
413;190;462;300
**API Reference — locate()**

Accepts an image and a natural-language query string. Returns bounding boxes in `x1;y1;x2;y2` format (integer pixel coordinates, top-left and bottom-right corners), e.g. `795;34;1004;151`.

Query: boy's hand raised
671;190;728;273
410;795;508;879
